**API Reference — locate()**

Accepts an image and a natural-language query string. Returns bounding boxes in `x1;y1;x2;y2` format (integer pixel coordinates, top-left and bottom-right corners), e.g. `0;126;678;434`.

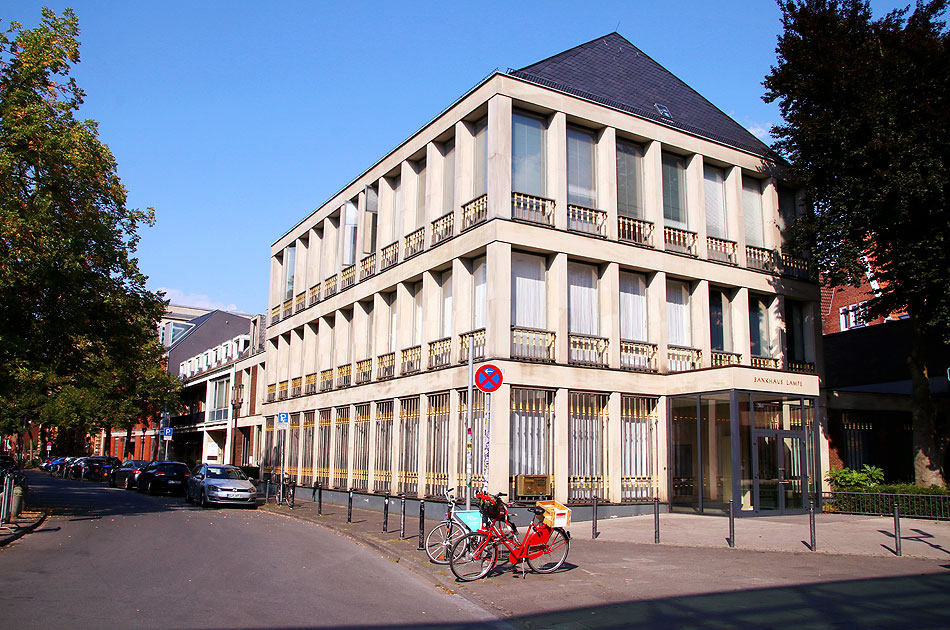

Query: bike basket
479;496;506;520
454;510;483;532
537;500;571;528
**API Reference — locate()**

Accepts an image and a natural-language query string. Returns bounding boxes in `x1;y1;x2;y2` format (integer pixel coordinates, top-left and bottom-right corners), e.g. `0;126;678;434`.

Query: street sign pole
466;346;474;511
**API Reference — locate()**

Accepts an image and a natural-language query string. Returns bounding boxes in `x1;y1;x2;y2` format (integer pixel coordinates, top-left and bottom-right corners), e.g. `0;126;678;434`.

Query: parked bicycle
424;487;482;564
274;472;295;508
449;491;570;581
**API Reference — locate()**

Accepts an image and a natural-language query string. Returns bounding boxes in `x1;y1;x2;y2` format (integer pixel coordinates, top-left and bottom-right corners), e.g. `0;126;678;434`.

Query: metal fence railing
820;491;950;520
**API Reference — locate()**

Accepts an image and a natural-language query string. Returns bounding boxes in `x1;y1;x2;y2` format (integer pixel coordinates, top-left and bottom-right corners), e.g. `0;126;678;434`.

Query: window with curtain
442;139;455;214
567;126;596;207
440;270;452;338
473;256;487;329
704;166;728;239
283;245;296;301
512;113;545;197
511;252;547;329
568;262;599;335
386;293;397;353
364;305;374;360
662;153;687;228
666;279;691;346
411;281;423;346
619;271;647;341
616;139;643;218
749;295;771;356
709;288;732;352
341;310;352;362
363;184;378;254
391;174;402;241
415;160;426;228
786;300;807;362
341;200;358;266
743;176;765;247
473;118;487;197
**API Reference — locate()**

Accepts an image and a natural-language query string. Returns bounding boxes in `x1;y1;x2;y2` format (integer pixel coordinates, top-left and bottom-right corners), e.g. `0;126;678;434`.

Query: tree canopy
764;0;950;484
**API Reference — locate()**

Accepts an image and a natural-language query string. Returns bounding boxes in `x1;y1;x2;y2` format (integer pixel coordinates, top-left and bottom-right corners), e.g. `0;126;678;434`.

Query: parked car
99;456;121;481
43;456;67;473
66;457;89;479
137;461;190;496
110;460;152;489
0;454;16;474
186;464;259;508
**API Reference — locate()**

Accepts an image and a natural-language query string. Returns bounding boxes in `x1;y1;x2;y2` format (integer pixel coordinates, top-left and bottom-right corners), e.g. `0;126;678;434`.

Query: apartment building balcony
618;216;654;247
567;205;607;238
427;337;451;369
459;328;486;364
789;360;817;373
266;383;276;402
278;380;289;400
781;254;810;280
461;194;488;231
620;340;658;372
512;191;555;226
668;345;702;372
380;241;399;271
751;355;780;369
336;364;352;388
290;377;302;398
308;283;321;306
282;299;293;320
404;227;425;259
323;274;338;298
568;333;609;367
707;237;737;265
295;292;306;313
359;253;376;280
340;264;356;291
270;305;280;327
354;358;373;384
377;351;395;380
320;369;334;392
664;226;697;256
304;372;318;395
511;327;556;363
747;246;776;273
711;350;742;367
431;212;454;246
400;345;422;375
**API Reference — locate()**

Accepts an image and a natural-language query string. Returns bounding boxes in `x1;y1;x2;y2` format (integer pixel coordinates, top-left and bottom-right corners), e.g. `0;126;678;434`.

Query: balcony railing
323;274;338;298
568;333;609;367
427;337;452;369
359;253;376;280
782;254;810;280
711;350;741;367
620;340;657;372
270;305;280;326
400;345;422;375
305;372;318;395
282;299;293;320
295;292;306;313
380;241;399;271
320;369;334;392
278;380;289;400
355;358;373;384
461;194;487;230
308;283;321;306
377;351;396;380
789;360;817;374
336;363;352;388
567;205;607;238
751;355;781;369
512;191;555;226
664;226;698;256
431;212;454;246
707;237;737;265
290;377;302;398
511;327;556;363
404;227;425;259
459;328;486;364
668;346;702;372
266;383;276;402
340;264;356;290
618;216;654;247
747;246;776;273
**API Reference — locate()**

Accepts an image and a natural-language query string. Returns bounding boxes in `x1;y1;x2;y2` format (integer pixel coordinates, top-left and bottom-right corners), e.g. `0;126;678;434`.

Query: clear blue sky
7;1;908;315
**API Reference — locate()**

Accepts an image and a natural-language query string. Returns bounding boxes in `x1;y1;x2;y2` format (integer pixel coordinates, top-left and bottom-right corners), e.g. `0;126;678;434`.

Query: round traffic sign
475;364;503;393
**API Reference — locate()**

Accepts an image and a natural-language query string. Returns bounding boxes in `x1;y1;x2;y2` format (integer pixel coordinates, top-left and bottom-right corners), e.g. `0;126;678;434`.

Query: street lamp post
230;383;244;465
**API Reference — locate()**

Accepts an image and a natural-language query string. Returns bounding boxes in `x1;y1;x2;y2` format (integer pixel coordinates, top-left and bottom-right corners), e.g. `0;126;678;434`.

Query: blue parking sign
277;412;290;425
163;427;173;441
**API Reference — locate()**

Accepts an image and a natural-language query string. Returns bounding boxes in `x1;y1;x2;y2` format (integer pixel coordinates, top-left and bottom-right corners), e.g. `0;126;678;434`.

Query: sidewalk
0;505;49;548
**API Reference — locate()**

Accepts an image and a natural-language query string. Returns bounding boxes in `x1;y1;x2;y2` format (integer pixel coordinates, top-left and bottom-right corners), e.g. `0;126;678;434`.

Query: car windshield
206;467;247;480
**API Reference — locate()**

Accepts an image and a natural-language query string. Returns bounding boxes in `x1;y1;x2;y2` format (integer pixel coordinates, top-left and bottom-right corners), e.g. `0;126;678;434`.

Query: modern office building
262;34;825;516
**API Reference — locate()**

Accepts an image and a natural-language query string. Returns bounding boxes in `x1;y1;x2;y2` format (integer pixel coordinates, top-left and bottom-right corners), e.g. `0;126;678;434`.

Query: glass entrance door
753;430;806;513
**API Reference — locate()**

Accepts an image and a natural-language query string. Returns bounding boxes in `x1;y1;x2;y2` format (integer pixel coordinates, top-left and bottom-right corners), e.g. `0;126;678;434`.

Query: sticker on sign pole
475;364;503;393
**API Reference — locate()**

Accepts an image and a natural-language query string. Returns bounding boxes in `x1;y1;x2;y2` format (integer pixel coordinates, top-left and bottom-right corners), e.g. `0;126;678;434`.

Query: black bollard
317;483;323;516
654;496;660;544
592;495;599;540
347;490;353;523
400;496;407;539
894;504;902;557
809;499;817;551
312;482;317;501
418;500;425;550
728;499;735;548
383;494;390;533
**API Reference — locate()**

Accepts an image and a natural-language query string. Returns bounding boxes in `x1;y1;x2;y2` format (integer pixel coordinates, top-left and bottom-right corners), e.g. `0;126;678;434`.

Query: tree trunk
909;313;947;486
103;426;111;457
124;425;134;459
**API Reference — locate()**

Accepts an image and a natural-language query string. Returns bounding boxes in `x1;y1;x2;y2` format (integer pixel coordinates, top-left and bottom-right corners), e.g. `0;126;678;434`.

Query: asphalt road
0;472;499;630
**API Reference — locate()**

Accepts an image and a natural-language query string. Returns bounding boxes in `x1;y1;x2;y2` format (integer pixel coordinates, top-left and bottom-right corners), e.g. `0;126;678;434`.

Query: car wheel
184;488;192;504
148;482;158;496
200;490;210;508
108;475;115;488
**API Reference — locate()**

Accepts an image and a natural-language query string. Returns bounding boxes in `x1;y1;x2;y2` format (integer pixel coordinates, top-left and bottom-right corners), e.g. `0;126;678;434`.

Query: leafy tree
764;0;950;485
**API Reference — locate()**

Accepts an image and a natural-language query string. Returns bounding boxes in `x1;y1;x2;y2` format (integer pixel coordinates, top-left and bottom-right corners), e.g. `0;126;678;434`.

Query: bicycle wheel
449;531;497;581
425;522;465;564
526;527;570;573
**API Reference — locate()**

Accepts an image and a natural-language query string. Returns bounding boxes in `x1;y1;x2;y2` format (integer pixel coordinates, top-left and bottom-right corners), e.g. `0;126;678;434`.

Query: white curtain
512;114;545;197
473;257;487;329
619;272;647;341
440;270;452;338
666;279;691;346
704;167;727;239
616;140;643;218
743;176;765;247
568;263;599;335
662;154;687;228
511;253;546;329
567;127;596;207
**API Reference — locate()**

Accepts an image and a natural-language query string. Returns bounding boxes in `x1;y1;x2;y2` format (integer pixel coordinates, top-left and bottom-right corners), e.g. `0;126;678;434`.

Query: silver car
186;464;259;508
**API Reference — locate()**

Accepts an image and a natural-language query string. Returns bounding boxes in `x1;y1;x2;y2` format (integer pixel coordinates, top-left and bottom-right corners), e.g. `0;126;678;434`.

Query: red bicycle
449;491;570;581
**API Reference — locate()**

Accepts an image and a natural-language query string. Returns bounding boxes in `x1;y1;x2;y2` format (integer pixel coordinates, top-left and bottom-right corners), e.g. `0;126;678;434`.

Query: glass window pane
473;118;487;196
511;253;546;329
662;153;687;228
704;166;727;239
666;279;691;346
743;176;765;247
619;271;647;341
567;127;596;207
567;262;598;335
512;113;545;197
616;140;643;218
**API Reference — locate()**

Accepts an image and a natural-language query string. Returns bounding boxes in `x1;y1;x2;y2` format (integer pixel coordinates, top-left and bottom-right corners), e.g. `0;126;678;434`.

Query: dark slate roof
510;33;772;157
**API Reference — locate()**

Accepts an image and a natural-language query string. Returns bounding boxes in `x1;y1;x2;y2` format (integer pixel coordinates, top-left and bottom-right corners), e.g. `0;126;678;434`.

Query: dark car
110;460;152;489
66;457;90;479
137;461;190;495
0;454;17;472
